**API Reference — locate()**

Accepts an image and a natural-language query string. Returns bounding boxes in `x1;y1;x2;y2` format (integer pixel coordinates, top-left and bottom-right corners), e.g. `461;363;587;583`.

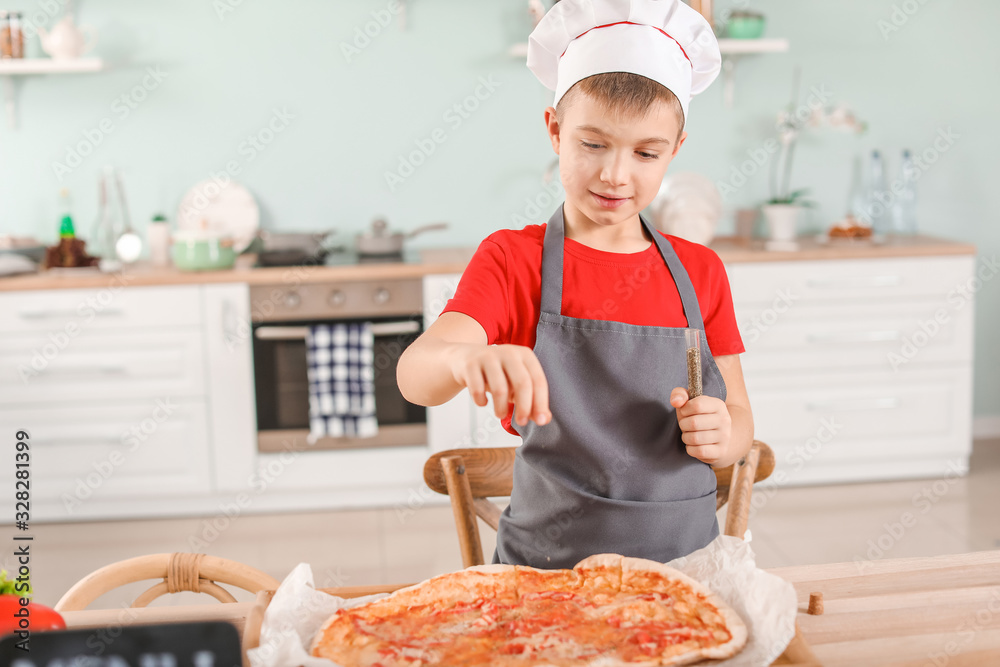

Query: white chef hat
527;0;721;124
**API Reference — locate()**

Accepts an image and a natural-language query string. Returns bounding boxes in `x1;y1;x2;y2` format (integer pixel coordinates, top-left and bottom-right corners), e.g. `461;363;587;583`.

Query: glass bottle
90;173;112;258
891;149;918;235
90;167;125;260
58;188;76;239
846;153;868;227
867;150;890;239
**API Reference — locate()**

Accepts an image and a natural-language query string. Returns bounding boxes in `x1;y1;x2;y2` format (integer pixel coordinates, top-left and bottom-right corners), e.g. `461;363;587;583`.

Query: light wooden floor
15;439;1000;609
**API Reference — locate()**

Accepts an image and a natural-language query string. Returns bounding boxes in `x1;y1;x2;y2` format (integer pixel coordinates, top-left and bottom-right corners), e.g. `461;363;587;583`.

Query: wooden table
771;550;1000;666
62;551;1000;666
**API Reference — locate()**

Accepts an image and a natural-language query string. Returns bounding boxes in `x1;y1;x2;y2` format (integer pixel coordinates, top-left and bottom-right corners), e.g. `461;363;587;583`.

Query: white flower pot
761;204;803;243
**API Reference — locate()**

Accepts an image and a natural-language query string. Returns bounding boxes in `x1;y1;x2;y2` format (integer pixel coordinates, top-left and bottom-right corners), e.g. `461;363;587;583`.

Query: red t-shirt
441;223;744;435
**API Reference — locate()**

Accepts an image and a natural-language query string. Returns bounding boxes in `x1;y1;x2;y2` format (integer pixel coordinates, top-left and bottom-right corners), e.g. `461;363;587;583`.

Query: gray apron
494;204;727;569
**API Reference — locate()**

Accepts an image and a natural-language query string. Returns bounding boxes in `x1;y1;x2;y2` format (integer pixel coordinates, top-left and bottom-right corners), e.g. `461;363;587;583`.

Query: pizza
310;553;747;666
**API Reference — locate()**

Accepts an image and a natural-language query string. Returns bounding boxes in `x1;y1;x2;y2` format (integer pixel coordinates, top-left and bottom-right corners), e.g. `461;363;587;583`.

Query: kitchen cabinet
0;401;213;514
0;244;973;521
202;283;257;493
728;255;976;485
0;283;256;521
431;252;976;486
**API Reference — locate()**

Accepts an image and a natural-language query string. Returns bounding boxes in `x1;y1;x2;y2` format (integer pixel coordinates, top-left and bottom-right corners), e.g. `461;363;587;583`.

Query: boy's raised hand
451;344;552;427
670;388;733;467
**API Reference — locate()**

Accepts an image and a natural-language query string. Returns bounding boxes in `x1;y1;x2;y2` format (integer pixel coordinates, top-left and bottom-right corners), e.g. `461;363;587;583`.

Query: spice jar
8;12;23;58
0;11;23;59
684;328;703;399
1;12;11;59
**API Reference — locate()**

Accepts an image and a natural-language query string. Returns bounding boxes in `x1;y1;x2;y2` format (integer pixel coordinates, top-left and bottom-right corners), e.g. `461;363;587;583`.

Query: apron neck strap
540;204;706;331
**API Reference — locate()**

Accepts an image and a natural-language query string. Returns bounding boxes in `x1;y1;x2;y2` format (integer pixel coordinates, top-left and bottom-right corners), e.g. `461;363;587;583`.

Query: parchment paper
664;534;798;666
248;535;797;667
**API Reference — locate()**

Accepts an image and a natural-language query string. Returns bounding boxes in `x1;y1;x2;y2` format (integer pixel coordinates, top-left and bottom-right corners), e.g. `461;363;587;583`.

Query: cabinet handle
806;330;901;344
18;308;124;320
805;275;902;289
36;365;128;376
29;435;124;446
221;299;239;343
255;321;420;340
806;397;899;412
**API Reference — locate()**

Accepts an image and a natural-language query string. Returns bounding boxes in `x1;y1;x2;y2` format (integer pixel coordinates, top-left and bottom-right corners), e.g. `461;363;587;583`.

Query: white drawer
0;284;202;335
0;400;213;520
0;329;206;404
747;366;972;459
727;256;975;306
737;300;974;373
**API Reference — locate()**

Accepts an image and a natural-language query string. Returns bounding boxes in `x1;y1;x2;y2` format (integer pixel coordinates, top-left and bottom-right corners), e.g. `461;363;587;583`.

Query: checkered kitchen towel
305;323;378;439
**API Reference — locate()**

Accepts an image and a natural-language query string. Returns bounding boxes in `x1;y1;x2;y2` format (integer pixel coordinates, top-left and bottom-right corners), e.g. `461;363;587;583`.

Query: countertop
0;235;976;292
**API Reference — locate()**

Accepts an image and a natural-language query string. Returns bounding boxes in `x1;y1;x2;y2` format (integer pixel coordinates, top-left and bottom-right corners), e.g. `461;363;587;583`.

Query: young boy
397;0;753;569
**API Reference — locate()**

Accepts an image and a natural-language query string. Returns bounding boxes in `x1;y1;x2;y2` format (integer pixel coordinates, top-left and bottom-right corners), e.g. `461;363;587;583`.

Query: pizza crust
619;555;748;663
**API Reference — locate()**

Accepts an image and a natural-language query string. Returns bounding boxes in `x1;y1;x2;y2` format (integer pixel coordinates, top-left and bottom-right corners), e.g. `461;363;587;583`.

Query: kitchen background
2;0;997;418
1;0;998;609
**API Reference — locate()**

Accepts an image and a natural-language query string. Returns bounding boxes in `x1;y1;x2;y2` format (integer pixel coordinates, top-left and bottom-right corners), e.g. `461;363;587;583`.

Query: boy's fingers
678;414;706;432
682;430;721;447
685;444;721;465
465;368;487;407
481;359;510;419
525;355;551;425
504;362;534;427
670;387;689;408
678;395;721;417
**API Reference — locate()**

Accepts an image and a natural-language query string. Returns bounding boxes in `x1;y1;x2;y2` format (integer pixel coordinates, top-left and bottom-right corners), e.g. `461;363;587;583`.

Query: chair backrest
55;553;281;612
423;441;775;568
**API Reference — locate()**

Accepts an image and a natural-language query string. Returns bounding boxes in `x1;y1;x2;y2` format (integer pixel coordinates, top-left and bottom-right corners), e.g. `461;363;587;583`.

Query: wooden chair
423;441;775;568
55;552;281;611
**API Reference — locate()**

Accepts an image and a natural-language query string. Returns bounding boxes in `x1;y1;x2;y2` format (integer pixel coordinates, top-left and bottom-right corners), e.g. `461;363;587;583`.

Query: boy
397;0;753;569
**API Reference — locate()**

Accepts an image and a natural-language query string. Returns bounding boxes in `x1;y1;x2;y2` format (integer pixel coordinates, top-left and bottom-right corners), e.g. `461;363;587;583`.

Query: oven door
253;318;426;452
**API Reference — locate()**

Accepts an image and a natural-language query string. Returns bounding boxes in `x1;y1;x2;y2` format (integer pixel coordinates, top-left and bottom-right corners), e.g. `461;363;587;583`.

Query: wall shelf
0;58;106;129
0;57;104;74
717;38;789;55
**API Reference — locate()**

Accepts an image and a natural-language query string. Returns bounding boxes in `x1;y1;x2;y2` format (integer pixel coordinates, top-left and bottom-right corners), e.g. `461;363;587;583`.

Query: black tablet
0;621;243;667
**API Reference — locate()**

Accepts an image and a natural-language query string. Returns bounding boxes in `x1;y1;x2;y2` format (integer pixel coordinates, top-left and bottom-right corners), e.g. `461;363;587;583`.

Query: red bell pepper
0;570;65;636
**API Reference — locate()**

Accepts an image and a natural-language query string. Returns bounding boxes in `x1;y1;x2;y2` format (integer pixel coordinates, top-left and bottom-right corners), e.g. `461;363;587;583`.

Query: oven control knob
283;292;301;308
328;290;347;307
373;287;391;305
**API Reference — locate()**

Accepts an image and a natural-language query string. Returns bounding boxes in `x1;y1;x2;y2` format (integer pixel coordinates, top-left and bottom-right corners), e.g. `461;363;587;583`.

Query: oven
249;278;426;452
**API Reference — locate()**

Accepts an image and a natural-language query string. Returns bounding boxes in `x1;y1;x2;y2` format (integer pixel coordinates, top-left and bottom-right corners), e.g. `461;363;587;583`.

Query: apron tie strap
539;205;705;330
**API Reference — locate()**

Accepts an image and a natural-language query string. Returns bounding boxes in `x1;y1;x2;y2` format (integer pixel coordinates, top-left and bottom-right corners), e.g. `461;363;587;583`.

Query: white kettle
38;16;97;60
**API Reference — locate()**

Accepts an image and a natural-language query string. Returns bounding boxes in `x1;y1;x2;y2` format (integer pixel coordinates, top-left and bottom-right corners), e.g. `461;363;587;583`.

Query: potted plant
762;69;867;246
762;189;814;243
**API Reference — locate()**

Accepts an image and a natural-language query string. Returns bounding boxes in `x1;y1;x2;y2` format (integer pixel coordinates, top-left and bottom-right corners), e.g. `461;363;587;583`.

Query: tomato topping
500;643;526;654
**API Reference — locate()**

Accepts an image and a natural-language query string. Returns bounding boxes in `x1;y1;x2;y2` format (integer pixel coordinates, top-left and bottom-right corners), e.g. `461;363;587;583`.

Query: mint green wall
1;1;997;418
